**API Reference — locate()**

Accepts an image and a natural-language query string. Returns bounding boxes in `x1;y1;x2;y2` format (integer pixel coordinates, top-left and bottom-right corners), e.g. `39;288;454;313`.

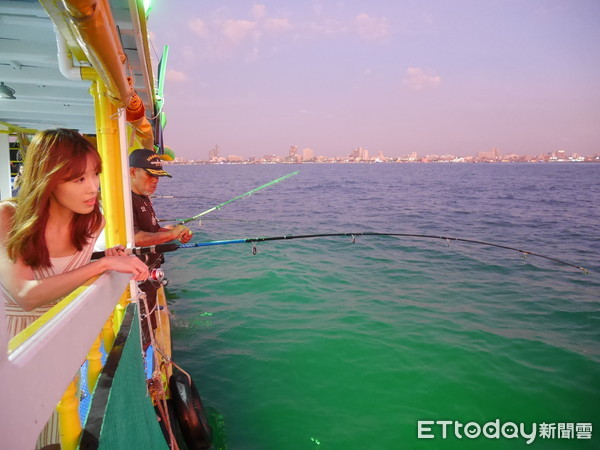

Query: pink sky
148;1;600;160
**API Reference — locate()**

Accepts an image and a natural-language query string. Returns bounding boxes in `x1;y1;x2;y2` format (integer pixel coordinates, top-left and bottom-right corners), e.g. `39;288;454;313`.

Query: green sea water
154;163;599;450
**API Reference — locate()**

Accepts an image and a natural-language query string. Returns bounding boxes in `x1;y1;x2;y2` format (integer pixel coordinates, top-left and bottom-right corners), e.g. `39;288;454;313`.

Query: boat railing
0;270;132;449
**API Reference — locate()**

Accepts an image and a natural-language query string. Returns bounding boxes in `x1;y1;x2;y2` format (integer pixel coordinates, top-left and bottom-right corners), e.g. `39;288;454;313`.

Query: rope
138;289;179;449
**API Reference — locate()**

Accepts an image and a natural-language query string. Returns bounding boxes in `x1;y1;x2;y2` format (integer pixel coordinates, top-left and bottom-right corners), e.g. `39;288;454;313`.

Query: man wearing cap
129;148;192;347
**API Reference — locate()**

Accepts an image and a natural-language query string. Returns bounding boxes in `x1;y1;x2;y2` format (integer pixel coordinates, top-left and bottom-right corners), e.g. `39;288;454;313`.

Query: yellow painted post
113;302;126;335
88;77;132;336
57;378;81;450
87;334;103;391
89;79;127;248
102;313;116;352
113;288;133;332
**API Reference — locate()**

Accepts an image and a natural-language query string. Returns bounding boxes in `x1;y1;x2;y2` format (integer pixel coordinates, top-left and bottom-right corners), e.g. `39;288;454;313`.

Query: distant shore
165;156;600;165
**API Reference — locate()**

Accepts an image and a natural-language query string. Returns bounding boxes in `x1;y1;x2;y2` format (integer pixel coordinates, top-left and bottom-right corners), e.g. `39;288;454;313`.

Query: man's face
130;167;159;196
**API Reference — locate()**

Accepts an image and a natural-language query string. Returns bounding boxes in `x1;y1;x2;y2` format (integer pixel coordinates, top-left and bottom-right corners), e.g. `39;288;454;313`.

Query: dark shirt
131;192;162;344
131;192;163;269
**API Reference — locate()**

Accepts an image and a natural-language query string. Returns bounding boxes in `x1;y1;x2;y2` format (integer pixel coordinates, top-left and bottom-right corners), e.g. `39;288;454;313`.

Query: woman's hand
102;255;149;281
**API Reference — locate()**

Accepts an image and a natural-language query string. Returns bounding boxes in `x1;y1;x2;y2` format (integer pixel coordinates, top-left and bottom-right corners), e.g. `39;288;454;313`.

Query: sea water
152;163;599;450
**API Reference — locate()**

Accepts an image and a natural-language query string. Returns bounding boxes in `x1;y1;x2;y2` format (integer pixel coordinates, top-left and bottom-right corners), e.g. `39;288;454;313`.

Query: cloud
166;68;189;82
264;17;292;33
223;19;257;45
184;4;294;61
184;6;393;62
252;4;266;20
355;13;391;41
188;18;209;38
402;67;441;91
308;18;347;36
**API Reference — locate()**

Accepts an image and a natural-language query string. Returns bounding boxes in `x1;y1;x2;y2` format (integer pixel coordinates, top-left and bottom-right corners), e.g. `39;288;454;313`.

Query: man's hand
166;224;193;243
178;227;193;243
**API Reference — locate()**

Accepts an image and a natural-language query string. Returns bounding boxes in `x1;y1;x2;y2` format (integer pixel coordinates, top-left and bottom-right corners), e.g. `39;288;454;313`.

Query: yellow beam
89;78;127;248
88;75;132;333
0;121;37;134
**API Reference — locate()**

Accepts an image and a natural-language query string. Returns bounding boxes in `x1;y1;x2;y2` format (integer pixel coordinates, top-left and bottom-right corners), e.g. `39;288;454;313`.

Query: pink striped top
2;230;100;339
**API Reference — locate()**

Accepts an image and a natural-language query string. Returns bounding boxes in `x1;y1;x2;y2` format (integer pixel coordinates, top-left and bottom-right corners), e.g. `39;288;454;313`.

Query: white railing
0;271;130;449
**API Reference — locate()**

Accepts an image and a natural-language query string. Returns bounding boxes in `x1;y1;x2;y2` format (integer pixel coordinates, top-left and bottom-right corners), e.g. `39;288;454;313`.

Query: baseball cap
129;148;172;177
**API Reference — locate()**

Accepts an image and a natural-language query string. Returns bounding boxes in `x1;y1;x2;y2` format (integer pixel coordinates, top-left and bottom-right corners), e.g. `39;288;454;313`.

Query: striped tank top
2;231;99;339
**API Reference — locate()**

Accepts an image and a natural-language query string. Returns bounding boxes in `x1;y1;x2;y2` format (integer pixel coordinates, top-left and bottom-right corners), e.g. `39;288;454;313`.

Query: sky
148;1;600;160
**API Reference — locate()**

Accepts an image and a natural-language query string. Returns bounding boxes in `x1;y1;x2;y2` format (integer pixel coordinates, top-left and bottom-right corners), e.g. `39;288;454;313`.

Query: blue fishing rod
91;232;589;273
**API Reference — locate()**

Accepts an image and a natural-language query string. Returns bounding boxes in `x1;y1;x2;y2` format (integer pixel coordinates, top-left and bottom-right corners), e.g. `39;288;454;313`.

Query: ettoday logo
417;420;593;444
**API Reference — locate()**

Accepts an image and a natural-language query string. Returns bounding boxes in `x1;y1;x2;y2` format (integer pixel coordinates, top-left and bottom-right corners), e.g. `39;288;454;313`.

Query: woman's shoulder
0;201;17;238
0;200;17;209
0;201;17;221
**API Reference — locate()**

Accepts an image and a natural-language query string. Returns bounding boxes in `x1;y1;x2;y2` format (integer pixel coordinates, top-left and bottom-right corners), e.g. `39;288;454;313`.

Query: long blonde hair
6;129;103;268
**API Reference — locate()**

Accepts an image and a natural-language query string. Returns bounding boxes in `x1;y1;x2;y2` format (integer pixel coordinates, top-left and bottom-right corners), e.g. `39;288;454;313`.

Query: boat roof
0;0;155;134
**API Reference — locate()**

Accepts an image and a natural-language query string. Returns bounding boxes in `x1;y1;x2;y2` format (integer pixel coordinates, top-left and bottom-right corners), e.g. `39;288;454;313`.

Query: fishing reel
149;268;165;282
142;268;168;286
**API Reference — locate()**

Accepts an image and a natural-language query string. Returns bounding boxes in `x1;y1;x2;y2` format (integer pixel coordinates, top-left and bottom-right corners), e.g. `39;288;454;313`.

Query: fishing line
158;171;299;225
91;232;588;273
151;195;199;199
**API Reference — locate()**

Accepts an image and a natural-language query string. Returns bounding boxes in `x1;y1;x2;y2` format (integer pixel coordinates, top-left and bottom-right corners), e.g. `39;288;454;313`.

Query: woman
1;127;148;322
1;128;149;314
0;128;149;446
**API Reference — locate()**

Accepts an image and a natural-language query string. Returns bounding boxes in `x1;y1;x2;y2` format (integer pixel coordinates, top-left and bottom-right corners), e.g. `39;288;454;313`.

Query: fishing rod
157;217;266;224
159;171;299;225
91;232;589;273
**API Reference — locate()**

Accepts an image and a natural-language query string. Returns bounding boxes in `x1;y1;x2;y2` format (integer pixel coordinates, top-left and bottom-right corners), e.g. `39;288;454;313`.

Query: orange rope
125;77;145;121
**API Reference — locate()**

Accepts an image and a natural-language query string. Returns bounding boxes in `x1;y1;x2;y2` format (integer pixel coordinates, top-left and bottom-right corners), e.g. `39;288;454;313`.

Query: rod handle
91;243;179;260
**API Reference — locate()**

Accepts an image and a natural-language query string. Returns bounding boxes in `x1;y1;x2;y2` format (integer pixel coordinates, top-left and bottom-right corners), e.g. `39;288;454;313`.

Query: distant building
227;155;242;162
287;145;300;163
477;147;500;160
209;145;220;161
302;147;314;161
349;147;369;160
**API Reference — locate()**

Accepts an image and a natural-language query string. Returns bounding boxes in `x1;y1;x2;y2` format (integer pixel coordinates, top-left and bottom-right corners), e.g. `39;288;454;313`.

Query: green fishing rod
159;171;299;224
91;232;589;273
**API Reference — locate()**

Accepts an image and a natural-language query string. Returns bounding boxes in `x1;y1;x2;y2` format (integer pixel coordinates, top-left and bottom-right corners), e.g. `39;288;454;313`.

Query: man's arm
133;224;192;247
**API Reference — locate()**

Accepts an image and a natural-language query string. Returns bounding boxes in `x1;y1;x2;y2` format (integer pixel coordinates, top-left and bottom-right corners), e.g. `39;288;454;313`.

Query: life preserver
169;366;213;449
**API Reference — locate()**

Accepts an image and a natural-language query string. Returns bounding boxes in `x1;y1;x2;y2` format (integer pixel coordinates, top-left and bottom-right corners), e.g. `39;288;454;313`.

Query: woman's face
51;154;100;215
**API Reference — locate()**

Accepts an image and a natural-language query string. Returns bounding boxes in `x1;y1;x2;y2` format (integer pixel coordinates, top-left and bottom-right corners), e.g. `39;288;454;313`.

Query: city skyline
149;1;600;160
171;144;595;164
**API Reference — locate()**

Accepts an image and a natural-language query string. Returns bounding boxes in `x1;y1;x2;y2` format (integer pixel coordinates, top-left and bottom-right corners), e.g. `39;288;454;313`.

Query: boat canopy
0;0;156;134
